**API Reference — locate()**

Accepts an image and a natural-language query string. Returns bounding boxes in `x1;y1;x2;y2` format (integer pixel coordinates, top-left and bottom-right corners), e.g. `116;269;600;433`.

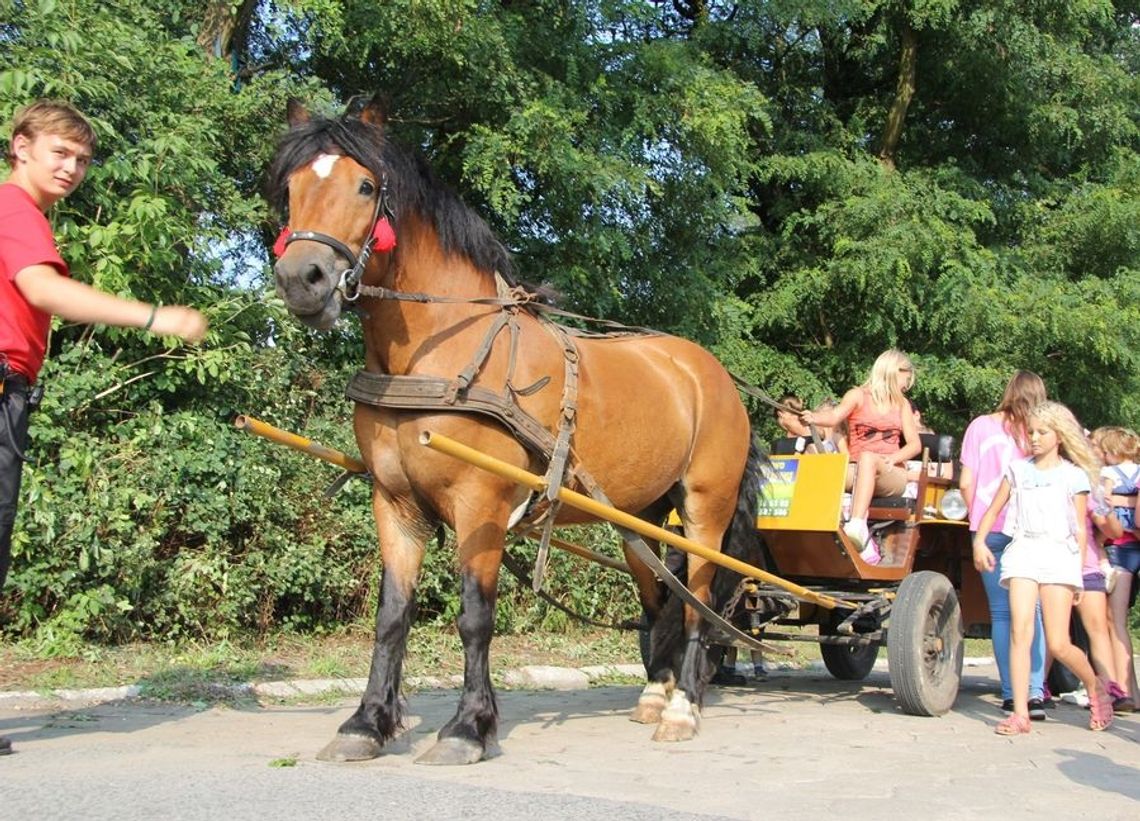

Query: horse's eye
359;179;376;197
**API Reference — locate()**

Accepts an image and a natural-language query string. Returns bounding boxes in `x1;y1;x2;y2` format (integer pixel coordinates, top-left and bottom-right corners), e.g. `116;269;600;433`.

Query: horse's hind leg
625;532;679;725
653;495;738;742
317;493;430;762
416;515;505;765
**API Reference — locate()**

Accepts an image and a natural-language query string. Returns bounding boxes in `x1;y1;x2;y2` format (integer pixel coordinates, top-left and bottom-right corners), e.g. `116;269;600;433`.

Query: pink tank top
847;389;904;461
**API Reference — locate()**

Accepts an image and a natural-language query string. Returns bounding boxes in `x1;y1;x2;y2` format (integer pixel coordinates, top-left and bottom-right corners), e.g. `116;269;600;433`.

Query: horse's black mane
266;114;515;282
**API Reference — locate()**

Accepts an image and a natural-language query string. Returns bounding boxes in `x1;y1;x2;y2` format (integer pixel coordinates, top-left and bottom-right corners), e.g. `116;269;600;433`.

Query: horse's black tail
695;435;769;686
712;434;768;606
645;433;769;686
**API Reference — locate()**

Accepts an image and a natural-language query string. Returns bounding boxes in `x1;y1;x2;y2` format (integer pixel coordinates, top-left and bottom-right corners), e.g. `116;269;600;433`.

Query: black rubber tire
820;612;881;681
887;571;964;716
1046;611;1090;696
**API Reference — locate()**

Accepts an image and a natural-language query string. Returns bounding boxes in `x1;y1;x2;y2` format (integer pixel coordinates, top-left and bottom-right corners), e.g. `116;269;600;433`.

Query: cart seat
771;436;806;455
867;433;958;521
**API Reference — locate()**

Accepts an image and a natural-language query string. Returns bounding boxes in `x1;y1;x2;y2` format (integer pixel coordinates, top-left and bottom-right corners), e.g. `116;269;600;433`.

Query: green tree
0;0;1137;640
0;0;378;642
268;0;1139;431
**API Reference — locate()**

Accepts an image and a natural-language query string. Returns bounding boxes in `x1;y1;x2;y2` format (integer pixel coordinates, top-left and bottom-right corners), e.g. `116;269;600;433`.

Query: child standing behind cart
1075;465;1123;691
974;401;1112;735
1092;426;1140;712
962;370;1048;718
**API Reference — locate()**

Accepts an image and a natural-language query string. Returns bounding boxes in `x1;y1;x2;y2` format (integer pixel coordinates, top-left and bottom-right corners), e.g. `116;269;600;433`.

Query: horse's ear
358;94;389;128
286;98;310;127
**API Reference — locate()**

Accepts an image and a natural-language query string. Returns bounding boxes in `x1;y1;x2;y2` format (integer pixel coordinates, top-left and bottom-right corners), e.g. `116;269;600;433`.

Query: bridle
274;173;396;303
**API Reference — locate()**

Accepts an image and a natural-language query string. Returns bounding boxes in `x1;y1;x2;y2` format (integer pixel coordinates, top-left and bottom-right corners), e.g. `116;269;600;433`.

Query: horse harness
280;195;774;654
344;272;598;577
340;281;770;654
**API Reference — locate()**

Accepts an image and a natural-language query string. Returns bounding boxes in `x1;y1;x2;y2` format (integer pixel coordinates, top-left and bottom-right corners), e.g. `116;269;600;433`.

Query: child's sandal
994;714;1031;736
1089;679;1114;731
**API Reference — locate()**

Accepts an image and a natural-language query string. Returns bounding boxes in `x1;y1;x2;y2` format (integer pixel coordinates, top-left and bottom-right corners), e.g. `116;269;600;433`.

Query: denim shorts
1105;541;1140;606
1105;541;1140;575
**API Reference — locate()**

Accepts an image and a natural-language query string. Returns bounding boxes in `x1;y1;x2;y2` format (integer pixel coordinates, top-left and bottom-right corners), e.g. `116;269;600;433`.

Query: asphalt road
1;662;1138;820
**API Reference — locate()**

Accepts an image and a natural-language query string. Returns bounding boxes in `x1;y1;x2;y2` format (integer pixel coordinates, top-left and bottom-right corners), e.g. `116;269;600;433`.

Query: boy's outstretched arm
14;264;207;342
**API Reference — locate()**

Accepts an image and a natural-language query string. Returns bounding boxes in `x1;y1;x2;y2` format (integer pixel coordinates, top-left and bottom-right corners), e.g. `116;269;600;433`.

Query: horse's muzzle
274;252;343;329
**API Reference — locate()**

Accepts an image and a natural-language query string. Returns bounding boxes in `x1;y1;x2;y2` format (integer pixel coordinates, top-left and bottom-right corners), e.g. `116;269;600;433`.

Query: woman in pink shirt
960;371;1048;717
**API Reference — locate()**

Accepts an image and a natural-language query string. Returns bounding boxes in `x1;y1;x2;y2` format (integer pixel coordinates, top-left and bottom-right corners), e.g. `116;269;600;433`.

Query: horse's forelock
267;116;388;215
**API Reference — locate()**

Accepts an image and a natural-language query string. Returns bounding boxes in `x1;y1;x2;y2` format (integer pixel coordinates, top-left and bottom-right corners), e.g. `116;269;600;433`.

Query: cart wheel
820;614;880;681
887;571;963;716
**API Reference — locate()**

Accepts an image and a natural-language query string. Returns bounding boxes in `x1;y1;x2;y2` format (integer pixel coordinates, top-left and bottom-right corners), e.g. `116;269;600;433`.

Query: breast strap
346;370;559;463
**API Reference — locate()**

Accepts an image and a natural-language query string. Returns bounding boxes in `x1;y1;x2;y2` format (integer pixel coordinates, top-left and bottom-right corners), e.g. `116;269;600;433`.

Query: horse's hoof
630;698;665;724
414;736;487;766
629;681;670;724
316;733;385;762
652;710;700;742
651;691;700;742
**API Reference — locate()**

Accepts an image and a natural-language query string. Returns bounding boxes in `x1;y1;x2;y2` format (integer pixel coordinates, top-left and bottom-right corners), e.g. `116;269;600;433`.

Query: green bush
2;327;642;646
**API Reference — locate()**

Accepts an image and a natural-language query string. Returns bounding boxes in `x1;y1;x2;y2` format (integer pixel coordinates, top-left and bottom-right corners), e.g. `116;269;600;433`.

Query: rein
349;279;663;340
732;376;825;450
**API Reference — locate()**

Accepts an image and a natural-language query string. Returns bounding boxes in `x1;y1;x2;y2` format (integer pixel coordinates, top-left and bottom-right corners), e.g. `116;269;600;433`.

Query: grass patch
0;622;644;702
0;620;1091;707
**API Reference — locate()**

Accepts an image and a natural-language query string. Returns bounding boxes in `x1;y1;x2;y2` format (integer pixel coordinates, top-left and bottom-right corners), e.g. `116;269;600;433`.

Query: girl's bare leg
1040;585;1097;692
1075;591;1115;681
1106;575;1139;705
1007;578;1040;720
849;451;880;520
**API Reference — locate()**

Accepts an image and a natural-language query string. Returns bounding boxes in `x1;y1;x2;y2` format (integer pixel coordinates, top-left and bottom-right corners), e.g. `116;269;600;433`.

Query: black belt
1;372;29;395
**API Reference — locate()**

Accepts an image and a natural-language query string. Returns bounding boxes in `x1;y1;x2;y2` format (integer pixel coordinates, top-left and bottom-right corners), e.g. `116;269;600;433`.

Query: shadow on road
1055;749;1140;802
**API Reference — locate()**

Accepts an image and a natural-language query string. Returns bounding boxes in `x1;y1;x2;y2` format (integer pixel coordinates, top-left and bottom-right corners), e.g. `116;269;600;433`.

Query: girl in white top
973;401;1112;735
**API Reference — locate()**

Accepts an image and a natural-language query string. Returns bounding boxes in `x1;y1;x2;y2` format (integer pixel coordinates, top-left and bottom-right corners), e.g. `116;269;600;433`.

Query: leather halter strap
284;230;358;266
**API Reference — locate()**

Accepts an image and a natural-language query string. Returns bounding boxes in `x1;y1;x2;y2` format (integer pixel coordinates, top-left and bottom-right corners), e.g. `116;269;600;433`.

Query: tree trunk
197;0;258;61
877;19;918;171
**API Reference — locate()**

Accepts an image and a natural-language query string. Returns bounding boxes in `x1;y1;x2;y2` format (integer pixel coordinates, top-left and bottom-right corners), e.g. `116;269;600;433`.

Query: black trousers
0;383;30;591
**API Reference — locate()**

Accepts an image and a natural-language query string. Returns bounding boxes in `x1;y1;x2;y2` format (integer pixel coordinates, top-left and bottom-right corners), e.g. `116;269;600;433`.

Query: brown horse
268;98;762;765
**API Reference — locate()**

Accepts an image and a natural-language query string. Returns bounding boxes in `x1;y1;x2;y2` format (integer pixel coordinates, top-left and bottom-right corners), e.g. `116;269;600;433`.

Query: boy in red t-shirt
1;101;207;755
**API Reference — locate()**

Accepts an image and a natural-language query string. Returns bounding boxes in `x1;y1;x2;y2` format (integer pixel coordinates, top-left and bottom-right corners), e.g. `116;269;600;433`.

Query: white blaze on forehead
310;153;340;178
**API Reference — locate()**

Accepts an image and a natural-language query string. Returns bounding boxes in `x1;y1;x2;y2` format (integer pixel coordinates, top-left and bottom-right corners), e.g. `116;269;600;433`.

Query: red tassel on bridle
273;217;395;259
371;217;396;252
272;226;290;258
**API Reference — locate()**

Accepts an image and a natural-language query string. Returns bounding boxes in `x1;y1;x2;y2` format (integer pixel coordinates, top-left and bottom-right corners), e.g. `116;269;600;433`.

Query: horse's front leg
317;491;430;762
416;516;506;765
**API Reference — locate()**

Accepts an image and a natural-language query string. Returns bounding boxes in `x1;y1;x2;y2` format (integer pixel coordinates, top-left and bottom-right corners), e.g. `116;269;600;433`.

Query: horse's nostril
305;265;324;286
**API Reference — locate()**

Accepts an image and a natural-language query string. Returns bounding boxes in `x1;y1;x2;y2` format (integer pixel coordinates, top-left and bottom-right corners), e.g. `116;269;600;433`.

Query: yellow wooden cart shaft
234;415;369;475
420;430;848;610
233;417;631;575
